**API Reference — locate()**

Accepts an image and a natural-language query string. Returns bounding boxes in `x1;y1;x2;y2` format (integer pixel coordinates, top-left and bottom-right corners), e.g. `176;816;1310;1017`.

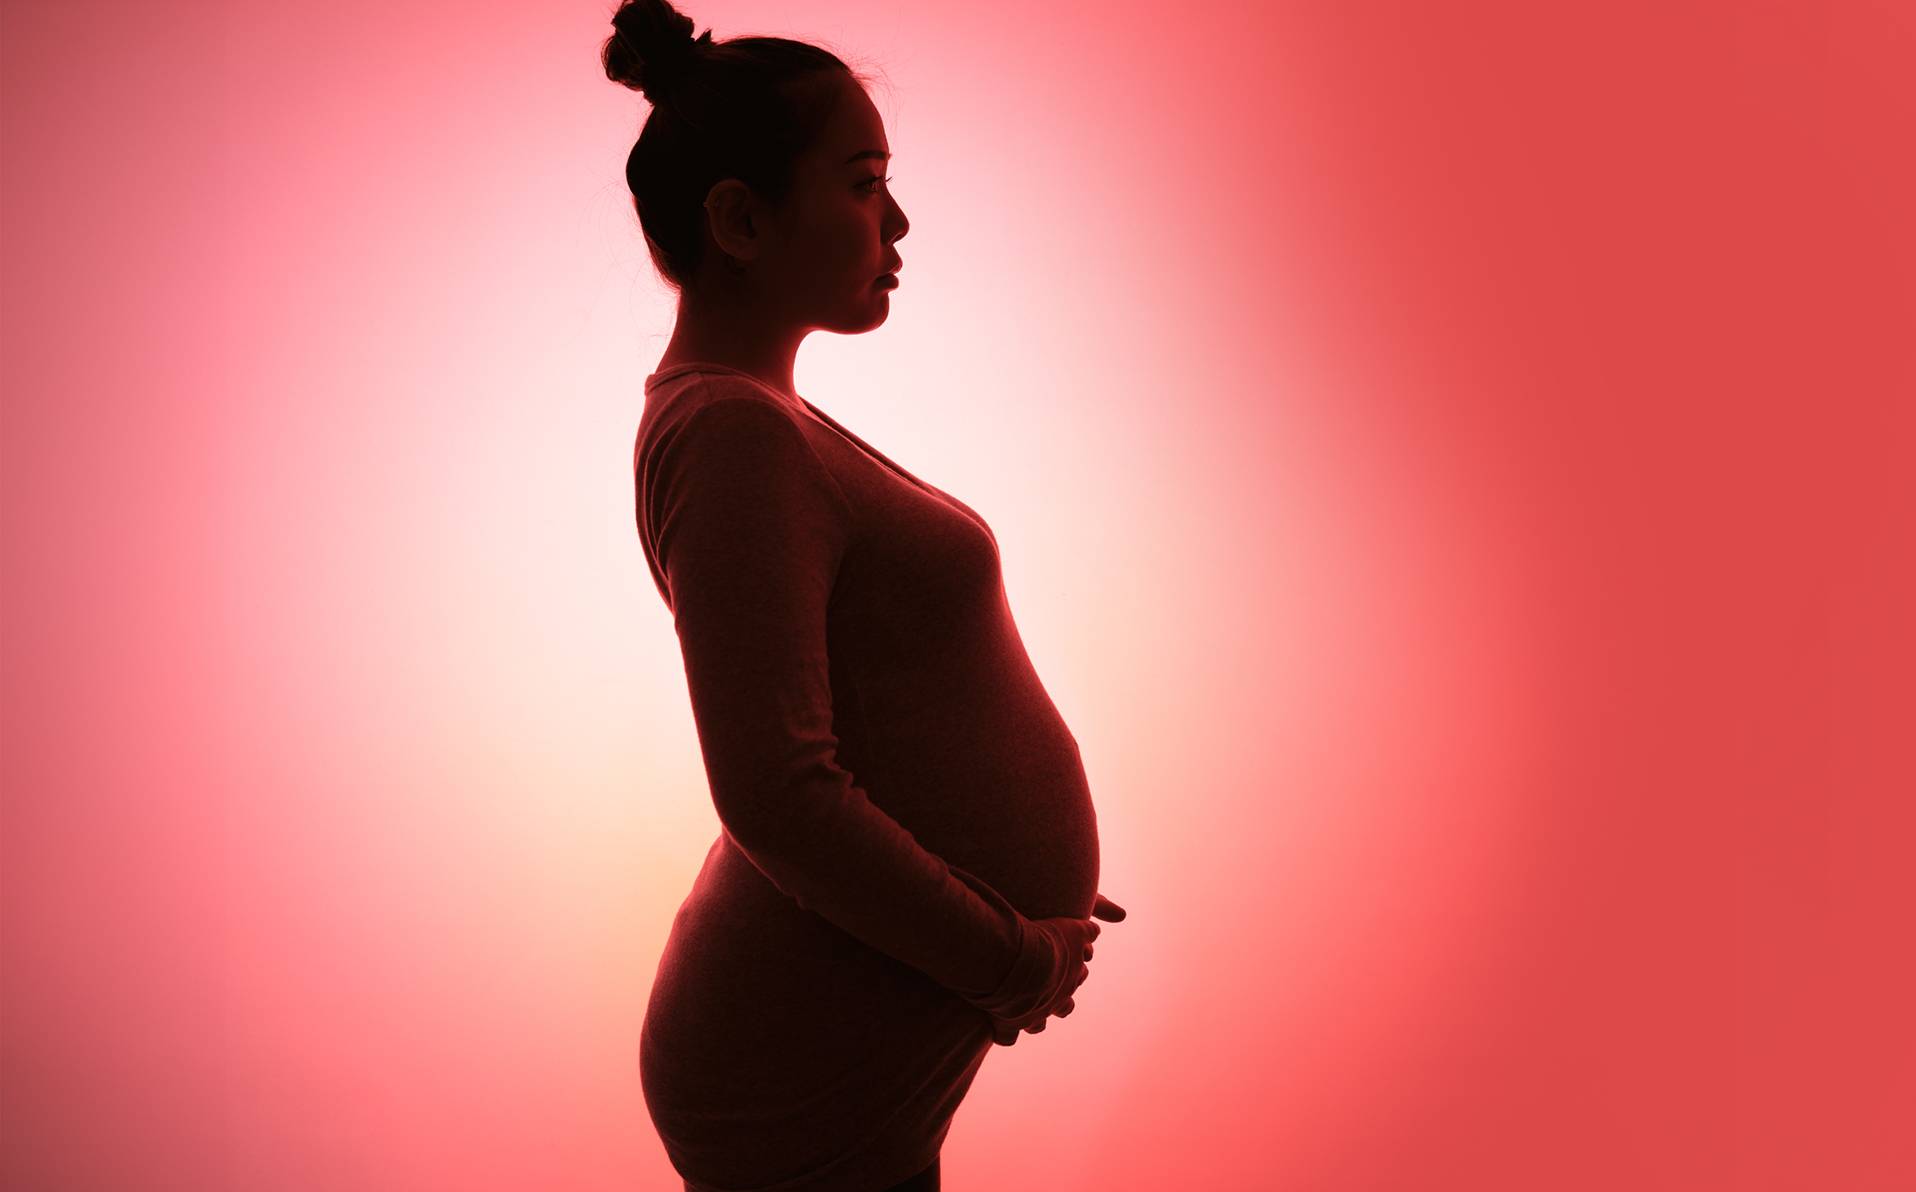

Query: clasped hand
988;892;1126;1046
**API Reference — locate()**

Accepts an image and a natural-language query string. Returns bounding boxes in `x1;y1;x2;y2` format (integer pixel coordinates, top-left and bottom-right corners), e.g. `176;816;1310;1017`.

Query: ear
702;178;764;266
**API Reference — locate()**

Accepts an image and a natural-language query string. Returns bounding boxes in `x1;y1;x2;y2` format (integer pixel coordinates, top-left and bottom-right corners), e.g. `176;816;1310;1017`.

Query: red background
3;2;1911;1188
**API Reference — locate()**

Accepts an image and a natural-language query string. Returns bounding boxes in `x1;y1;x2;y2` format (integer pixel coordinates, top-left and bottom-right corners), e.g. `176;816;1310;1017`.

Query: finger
1025;1019;1047;1034
1056;997;1075;1018
1093;894;1127;921
1084;941;1094;961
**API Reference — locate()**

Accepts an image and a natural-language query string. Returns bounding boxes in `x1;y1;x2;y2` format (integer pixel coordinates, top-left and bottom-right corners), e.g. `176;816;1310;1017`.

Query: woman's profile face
757;75;910;335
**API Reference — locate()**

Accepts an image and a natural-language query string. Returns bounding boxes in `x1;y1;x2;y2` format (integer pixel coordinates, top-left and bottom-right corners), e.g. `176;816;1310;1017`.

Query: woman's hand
989;892;1127;1046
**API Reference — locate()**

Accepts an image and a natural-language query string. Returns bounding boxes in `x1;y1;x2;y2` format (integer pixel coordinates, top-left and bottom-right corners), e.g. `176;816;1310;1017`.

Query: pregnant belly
871;712;1101;924
642;699;1099;1105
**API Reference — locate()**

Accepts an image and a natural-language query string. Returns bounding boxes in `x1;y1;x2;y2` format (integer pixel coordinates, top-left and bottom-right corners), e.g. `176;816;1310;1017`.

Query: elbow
701;745;838;844
708;783;781;848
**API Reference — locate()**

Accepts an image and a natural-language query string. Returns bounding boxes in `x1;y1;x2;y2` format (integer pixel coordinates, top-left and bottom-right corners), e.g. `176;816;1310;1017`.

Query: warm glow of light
3;2;1911;1189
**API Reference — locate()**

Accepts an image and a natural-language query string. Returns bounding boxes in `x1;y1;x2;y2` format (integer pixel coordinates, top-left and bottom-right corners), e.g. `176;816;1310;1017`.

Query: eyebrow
843;150;892;165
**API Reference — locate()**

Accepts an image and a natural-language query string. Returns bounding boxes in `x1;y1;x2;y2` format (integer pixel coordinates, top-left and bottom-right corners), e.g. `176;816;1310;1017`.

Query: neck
656;285;804;401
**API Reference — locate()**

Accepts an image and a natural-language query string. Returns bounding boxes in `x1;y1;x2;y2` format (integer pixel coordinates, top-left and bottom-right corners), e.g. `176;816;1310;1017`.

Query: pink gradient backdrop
4;1;1911;1189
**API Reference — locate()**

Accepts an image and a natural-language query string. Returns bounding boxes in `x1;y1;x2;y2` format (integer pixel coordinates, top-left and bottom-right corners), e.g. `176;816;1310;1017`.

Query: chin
821;299;891;335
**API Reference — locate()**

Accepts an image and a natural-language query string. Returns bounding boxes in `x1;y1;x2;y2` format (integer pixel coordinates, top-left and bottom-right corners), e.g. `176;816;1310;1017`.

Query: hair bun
605;2;713;104
639;33;709;102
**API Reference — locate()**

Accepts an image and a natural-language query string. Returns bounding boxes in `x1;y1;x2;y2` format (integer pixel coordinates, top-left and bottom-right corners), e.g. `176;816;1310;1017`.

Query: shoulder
648;385;814;467
641;382;851;510
646;370;812;435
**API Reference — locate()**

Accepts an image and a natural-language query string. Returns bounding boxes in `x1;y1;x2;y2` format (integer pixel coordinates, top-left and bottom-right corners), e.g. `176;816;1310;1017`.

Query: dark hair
602;0;868;290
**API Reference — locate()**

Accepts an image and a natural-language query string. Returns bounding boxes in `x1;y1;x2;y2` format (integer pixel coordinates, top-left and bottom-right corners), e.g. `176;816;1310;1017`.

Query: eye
859;174;893;194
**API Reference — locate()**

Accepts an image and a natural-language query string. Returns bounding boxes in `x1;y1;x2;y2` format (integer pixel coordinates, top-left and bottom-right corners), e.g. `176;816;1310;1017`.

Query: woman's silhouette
605;4;1126;1188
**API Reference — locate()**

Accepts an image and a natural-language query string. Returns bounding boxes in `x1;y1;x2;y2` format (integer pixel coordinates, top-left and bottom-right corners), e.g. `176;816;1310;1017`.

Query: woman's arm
646;395;1030;1002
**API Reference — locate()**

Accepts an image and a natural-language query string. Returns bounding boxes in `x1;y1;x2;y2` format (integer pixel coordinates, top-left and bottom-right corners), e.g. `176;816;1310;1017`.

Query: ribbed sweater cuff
961;913;1070;1023
942;862;1057;1020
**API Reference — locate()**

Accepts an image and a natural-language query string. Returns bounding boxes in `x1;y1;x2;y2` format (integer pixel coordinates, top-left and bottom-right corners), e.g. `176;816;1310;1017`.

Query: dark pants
881;1155;940;1192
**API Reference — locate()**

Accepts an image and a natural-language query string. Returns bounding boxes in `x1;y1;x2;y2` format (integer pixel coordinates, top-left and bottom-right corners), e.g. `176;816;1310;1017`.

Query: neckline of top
645;362;801;403
646;362;839;439
645;362;953;506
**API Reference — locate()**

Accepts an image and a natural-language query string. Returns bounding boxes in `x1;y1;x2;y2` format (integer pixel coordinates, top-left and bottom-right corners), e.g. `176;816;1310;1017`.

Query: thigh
882;1156;940;1192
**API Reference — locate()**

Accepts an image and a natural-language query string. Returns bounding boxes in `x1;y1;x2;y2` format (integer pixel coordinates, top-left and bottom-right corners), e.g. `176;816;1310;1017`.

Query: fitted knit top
632;363;1101;1192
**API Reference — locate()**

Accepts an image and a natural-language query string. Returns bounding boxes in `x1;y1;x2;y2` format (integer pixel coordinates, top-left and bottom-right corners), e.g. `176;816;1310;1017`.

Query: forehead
817;82;889;164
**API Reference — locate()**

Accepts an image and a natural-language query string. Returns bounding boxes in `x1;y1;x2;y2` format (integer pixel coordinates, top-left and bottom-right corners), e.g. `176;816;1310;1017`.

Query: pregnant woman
606;5;1126;1189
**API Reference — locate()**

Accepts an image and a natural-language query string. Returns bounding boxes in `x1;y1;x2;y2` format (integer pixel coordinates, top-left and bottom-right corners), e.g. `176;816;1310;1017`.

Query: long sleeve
644;395;1039;1005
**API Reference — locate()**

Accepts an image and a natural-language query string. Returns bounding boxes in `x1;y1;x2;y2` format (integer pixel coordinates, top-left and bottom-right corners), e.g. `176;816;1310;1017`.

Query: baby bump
873;712;1102;924
943;770;1100;923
